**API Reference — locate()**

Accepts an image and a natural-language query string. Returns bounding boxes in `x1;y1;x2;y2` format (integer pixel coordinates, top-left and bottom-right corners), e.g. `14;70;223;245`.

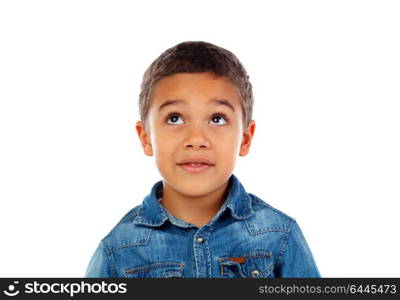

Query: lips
177;158;215;174
178;163;213;174
177;158;215;166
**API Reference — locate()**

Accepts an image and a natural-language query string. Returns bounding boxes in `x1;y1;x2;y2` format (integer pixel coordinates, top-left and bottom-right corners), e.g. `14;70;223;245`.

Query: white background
0;0;399;277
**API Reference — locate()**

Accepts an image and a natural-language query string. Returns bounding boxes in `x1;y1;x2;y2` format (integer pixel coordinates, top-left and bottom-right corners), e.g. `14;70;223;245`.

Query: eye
210;113;229;125
166;112;184;125
165;112;229;126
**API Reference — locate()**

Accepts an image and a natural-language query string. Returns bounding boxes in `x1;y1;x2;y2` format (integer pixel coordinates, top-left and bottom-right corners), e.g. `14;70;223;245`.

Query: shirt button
251;269;260;276
196;237;204;243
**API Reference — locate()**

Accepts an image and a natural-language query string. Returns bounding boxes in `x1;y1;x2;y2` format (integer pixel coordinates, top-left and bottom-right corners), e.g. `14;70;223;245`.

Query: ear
239;120;256;157
135;121;153;156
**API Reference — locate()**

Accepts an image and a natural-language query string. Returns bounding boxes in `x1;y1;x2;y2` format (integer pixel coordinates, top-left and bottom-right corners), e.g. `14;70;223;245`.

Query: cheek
153;140;173;157
152;132;178;162
216;130;241;150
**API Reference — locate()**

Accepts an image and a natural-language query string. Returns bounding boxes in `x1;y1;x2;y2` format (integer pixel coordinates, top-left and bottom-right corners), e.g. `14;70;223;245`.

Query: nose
184;126;210;150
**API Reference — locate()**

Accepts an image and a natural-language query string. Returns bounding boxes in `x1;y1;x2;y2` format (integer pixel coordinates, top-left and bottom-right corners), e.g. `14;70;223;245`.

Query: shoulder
245;193;296;234
100;204;152;254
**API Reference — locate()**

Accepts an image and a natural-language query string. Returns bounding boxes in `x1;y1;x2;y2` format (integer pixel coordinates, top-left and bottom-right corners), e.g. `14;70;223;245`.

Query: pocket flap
219;250;273;278
124;261;184;278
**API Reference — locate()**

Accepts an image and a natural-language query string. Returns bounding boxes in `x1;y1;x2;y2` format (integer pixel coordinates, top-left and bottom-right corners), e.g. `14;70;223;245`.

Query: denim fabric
85;174;320;278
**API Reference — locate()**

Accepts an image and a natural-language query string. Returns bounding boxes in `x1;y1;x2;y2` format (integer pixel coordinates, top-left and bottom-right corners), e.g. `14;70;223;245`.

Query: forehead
149;72;242;111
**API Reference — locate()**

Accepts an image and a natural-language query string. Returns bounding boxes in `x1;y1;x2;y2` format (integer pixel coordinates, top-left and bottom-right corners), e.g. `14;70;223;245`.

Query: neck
160;181;230;228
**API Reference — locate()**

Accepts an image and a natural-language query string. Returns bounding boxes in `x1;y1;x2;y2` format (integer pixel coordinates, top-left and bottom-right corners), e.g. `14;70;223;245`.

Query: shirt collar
133;173;254;228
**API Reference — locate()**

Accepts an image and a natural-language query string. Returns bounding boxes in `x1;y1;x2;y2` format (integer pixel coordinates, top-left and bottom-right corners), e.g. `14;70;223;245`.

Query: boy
85;41;321;278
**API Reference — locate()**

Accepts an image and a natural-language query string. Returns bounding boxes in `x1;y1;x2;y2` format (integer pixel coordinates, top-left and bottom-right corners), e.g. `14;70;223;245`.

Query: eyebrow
158;99;235;112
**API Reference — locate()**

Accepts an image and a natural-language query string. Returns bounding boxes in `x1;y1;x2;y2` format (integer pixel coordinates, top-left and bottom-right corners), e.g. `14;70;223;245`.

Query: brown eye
210;114;229;125
166;113;183;125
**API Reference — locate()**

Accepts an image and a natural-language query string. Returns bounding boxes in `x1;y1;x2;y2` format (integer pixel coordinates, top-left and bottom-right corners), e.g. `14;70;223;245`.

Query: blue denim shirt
85;174;320;278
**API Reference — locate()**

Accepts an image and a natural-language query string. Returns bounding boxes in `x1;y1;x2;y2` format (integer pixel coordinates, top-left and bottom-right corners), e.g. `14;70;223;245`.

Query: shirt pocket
124;261;184;278
218;250;274;278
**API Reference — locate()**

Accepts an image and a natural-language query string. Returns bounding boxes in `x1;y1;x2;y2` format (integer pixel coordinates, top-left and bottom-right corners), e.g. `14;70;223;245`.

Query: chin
167;179;214;197
179;180;211;191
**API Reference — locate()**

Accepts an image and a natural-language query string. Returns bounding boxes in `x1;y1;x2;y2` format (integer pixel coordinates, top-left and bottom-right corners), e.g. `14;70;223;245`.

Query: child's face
136;72;255;196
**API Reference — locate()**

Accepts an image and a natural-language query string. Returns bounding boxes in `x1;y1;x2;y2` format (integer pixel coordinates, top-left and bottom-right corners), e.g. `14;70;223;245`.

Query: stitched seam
218;251;273;262
125;262;184;274
276;218;296;267
126;262;183;274
243;252;272;259
100;240;119;278
110;242;146;252
126;211;139;220
219;254;272;262
110;228;153;253
205;224;213;278
250;228;288;234
244;219;287;235
193;234;200;278
135;216;166;227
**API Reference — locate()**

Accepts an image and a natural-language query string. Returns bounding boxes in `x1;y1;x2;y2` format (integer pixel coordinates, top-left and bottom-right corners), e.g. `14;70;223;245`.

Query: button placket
193;226;212;278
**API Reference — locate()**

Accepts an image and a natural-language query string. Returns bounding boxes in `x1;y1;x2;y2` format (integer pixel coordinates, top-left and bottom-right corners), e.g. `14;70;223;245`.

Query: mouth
177;162;214;174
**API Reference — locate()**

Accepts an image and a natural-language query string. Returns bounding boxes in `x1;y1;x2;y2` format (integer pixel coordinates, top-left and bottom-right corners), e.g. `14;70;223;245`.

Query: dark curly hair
138;41;254;131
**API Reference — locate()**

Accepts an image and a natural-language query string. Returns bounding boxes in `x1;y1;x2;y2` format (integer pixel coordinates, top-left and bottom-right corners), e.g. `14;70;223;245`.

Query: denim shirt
85;174;321;278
